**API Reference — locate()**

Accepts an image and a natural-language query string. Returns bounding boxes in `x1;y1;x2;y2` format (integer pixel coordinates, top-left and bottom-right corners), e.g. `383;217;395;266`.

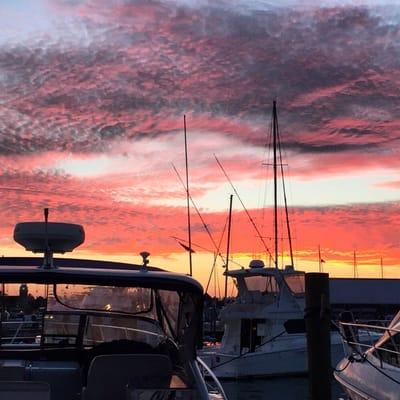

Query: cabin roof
226;267;305;277
0;257;203;295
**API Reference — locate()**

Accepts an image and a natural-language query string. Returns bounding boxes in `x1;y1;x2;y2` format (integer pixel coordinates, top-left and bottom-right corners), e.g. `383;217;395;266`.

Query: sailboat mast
276;113;294;268
272;101;279;269
225;194;233;299
184;115;193;276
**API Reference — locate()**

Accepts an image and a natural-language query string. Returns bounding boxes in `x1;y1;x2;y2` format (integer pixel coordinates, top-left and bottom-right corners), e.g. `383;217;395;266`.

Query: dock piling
305;272;331;400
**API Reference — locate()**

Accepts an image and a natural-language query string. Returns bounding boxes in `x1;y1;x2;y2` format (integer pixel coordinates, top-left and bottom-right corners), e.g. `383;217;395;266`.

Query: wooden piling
305;272;331;400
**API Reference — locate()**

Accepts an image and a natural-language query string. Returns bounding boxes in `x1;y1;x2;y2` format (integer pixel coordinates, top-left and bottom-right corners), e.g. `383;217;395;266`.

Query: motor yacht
334;313;400;400
200;260;346;378
0;217;226;400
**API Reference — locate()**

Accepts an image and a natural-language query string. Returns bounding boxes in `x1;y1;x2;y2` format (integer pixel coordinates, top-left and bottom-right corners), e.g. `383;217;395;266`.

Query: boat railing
196;356;227;400
338;320;400;361
1;320;42;344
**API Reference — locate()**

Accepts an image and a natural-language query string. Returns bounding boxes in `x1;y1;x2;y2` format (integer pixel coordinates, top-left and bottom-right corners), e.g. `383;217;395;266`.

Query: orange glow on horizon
2;244;399;298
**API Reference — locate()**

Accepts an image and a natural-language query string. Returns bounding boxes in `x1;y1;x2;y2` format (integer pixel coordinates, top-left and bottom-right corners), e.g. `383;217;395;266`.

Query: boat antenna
214;155;274;263
225;194;233;299
183;115;193;276
42;207;53;269
276;104;294;268
140;251;150;272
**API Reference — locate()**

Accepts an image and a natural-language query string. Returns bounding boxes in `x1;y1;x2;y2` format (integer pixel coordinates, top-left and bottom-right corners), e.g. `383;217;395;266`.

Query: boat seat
82;354;172;400
0;381;50;400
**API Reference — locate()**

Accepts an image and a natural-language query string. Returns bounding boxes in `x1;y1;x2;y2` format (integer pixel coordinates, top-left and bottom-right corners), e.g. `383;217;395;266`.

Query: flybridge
13;208;85;269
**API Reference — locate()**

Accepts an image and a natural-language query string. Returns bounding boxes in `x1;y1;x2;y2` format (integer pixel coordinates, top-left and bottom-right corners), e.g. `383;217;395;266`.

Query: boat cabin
226;260;305;303
0;221;220;400
215;260;306;356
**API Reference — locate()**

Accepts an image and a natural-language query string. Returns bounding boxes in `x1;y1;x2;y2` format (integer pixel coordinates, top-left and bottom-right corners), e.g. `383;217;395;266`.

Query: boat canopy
226;266;305;296
0;258;203;358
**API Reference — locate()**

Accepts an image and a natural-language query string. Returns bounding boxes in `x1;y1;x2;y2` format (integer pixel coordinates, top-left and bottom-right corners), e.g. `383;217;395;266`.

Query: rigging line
183;115;193;276
333;356;352;373
172;163;227;265
216;258;221;299
213;251;217;298
276;115;294;268
260;112;274;260
171;235;245;269
210;330;287;370
214;154;275;263
171;236;212;253
205;214;229;295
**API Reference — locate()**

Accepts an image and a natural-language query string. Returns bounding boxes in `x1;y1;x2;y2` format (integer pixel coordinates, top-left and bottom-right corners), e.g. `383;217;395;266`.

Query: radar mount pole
42;207;54;269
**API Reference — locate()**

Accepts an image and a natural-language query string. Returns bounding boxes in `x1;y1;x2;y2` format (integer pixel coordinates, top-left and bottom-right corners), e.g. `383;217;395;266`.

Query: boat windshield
244;275;278;294
0;282;183;348
283;273;305;295
54;284;154;315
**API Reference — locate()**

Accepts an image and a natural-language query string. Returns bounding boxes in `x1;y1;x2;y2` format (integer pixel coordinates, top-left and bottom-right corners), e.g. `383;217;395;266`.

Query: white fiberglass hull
200;333;345;379
334;354;400;400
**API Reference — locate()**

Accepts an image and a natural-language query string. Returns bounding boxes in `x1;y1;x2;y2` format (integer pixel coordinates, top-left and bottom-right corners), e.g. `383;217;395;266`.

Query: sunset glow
1;0;400;294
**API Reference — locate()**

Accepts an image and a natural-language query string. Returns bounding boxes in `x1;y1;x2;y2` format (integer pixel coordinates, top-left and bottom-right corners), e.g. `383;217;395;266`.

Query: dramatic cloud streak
1;0;400;287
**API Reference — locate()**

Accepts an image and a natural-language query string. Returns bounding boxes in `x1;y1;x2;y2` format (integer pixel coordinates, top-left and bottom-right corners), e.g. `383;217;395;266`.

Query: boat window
283;273;305;295
0;282;197;350
41;312;80;346
54;284;153;315
83;314;166;347
156;290;180;338
244;276;278;293
0;283;47;345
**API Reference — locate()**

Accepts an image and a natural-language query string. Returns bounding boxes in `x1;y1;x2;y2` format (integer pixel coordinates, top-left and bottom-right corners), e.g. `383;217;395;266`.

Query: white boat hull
200;333;346;379
334;354;400;400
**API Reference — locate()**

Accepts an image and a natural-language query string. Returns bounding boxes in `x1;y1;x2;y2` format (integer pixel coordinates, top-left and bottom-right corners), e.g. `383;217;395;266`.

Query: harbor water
221;378;345;400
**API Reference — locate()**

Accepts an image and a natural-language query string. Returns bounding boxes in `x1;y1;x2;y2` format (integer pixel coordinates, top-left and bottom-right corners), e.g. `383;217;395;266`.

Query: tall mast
225;194;233;299
277;125;294;268
272;100;278;269
184;115;193;276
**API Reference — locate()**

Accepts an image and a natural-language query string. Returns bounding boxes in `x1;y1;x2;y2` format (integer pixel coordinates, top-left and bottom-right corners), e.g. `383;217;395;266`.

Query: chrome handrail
338;320;400;358
196;356;227;400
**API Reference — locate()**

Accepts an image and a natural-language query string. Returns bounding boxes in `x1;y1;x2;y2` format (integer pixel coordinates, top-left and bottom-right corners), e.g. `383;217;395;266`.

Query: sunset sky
1;0;400;294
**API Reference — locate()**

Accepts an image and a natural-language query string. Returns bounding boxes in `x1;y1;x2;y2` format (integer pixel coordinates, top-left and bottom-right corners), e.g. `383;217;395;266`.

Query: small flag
178;242;195;253
320;259;326;263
